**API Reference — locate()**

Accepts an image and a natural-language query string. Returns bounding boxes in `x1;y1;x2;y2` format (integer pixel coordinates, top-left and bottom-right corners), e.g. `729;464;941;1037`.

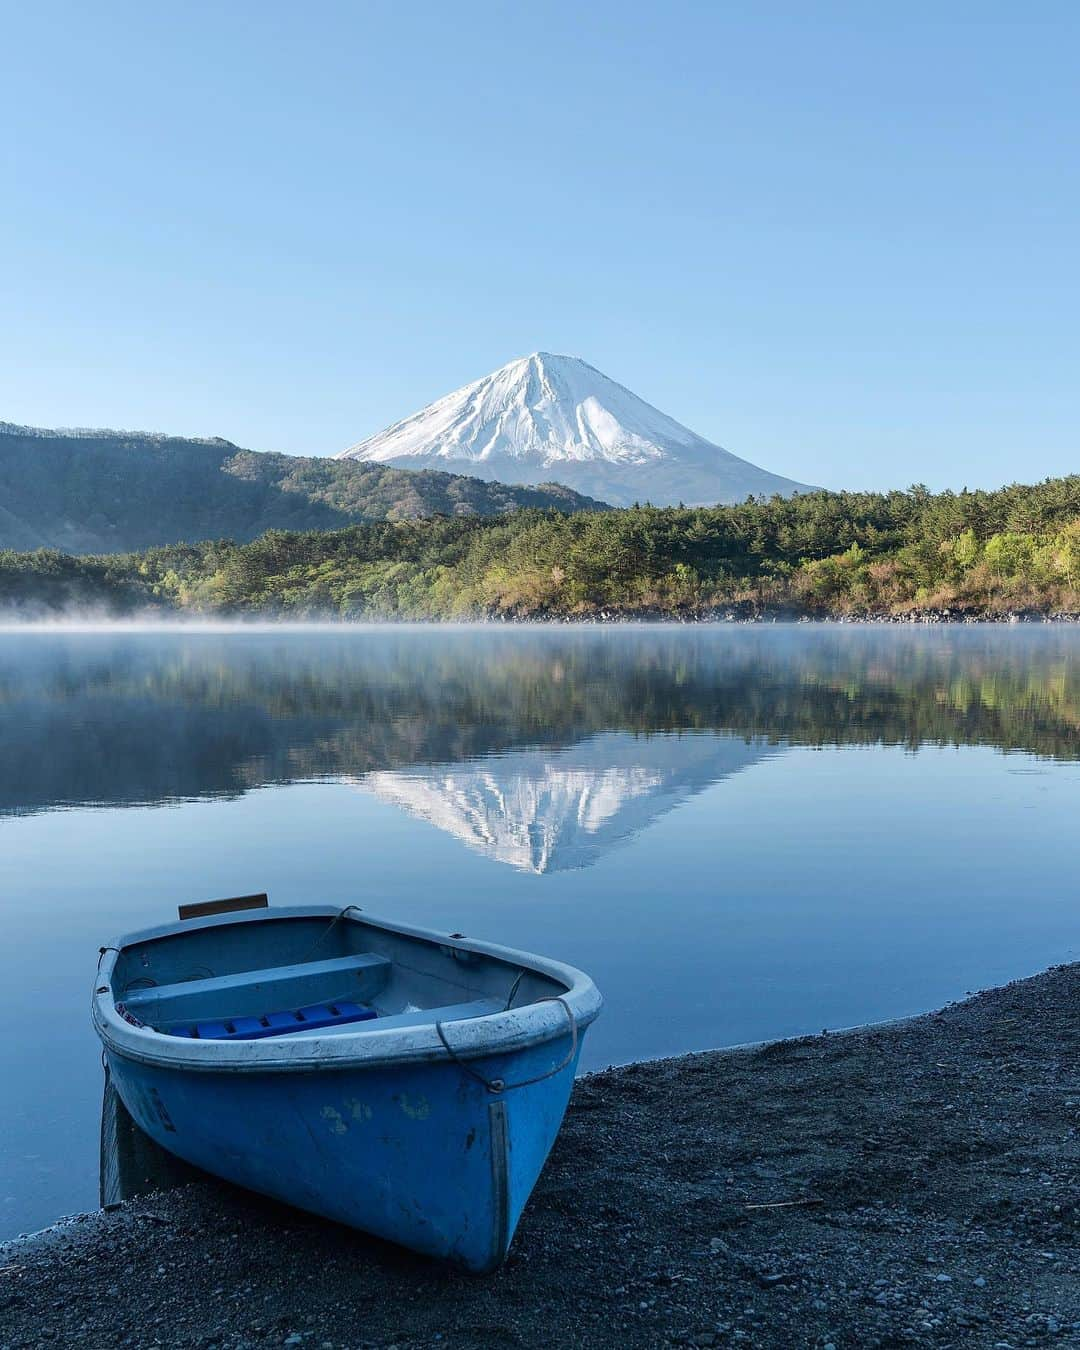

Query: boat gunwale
92;906;602;1075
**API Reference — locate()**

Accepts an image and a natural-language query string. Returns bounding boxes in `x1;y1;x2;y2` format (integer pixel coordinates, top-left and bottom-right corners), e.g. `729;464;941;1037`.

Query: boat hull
106;1032;582;1272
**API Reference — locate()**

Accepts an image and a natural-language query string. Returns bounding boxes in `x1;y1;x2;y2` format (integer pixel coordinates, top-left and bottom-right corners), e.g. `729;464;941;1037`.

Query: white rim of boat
93;906;602;1075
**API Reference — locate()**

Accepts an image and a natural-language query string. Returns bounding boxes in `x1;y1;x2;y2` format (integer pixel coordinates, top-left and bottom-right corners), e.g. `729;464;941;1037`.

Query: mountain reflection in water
360;732;772;872
0;627;1076;872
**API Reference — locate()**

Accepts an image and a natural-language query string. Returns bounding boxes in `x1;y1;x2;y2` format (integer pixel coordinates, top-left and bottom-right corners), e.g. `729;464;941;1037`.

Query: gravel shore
3;963;1078;1349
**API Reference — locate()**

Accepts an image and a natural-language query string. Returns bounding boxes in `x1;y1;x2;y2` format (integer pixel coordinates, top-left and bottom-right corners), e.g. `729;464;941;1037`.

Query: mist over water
1;624;1077;1237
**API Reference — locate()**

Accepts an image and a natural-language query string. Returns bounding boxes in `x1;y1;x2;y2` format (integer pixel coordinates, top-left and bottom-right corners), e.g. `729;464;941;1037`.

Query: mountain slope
0;423;606;554
339;353;815;507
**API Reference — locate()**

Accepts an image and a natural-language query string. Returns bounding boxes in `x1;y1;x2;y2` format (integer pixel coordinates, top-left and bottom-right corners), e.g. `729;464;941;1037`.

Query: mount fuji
338;353;815;507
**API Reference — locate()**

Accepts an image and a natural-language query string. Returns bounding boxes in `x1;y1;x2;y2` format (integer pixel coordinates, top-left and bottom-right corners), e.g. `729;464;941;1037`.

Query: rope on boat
435;995;578;1094
314;914;573;1092
503;968;527;1010
295;904;365;965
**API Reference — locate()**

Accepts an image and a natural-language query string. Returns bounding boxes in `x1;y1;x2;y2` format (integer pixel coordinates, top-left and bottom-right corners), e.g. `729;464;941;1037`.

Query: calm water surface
1;624;1077;1237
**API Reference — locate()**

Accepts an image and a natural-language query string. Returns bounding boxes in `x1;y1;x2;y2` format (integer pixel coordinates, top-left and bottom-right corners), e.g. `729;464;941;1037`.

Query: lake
1;623;1077;1240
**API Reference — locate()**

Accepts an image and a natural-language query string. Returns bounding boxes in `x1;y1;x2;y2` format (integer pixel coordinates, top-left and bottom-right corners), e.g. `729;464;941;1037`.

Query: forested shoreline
2;476;1078;620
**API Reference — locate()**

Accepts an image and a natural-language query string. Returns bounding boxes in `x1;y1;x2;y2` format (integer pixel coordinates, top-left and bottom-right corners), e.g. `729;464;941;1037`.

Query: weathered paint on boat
92;906;601;1272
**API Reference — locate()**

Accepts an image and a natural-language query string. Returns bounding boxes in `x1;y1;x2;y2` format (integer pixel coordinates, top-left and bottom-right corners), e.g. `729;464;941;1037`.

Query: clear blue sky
2;1;1077;491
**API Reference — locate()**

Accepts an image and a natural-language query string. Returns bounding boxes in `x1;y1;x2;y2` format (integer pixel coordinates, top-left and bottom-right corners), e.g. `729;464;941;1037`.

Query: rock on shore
2;965;1078;1349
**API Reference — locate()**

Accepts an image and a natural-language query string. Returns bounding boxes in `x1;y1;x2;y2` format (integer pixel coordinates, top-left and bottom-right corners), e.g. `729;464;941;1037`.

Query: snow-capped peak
338;354;815;507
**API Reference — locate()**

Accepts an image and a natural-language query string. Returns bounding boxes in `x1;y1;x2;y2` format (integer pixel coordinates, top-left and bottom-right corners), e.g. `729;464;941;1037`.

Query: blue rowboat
92;899;601;1272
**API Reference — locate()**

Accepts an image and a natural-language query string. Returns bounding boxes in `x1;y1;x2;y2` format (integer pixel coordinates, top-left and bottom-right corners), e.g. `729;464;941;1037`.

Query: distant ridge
0;420;235;446
0;422;607;554
339;352;816;506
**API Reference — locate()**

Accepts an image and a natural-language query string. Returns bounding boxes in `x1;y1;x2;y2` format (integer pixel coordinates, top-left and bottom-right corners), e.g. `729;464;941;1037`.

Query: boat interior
110;910;566;1041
